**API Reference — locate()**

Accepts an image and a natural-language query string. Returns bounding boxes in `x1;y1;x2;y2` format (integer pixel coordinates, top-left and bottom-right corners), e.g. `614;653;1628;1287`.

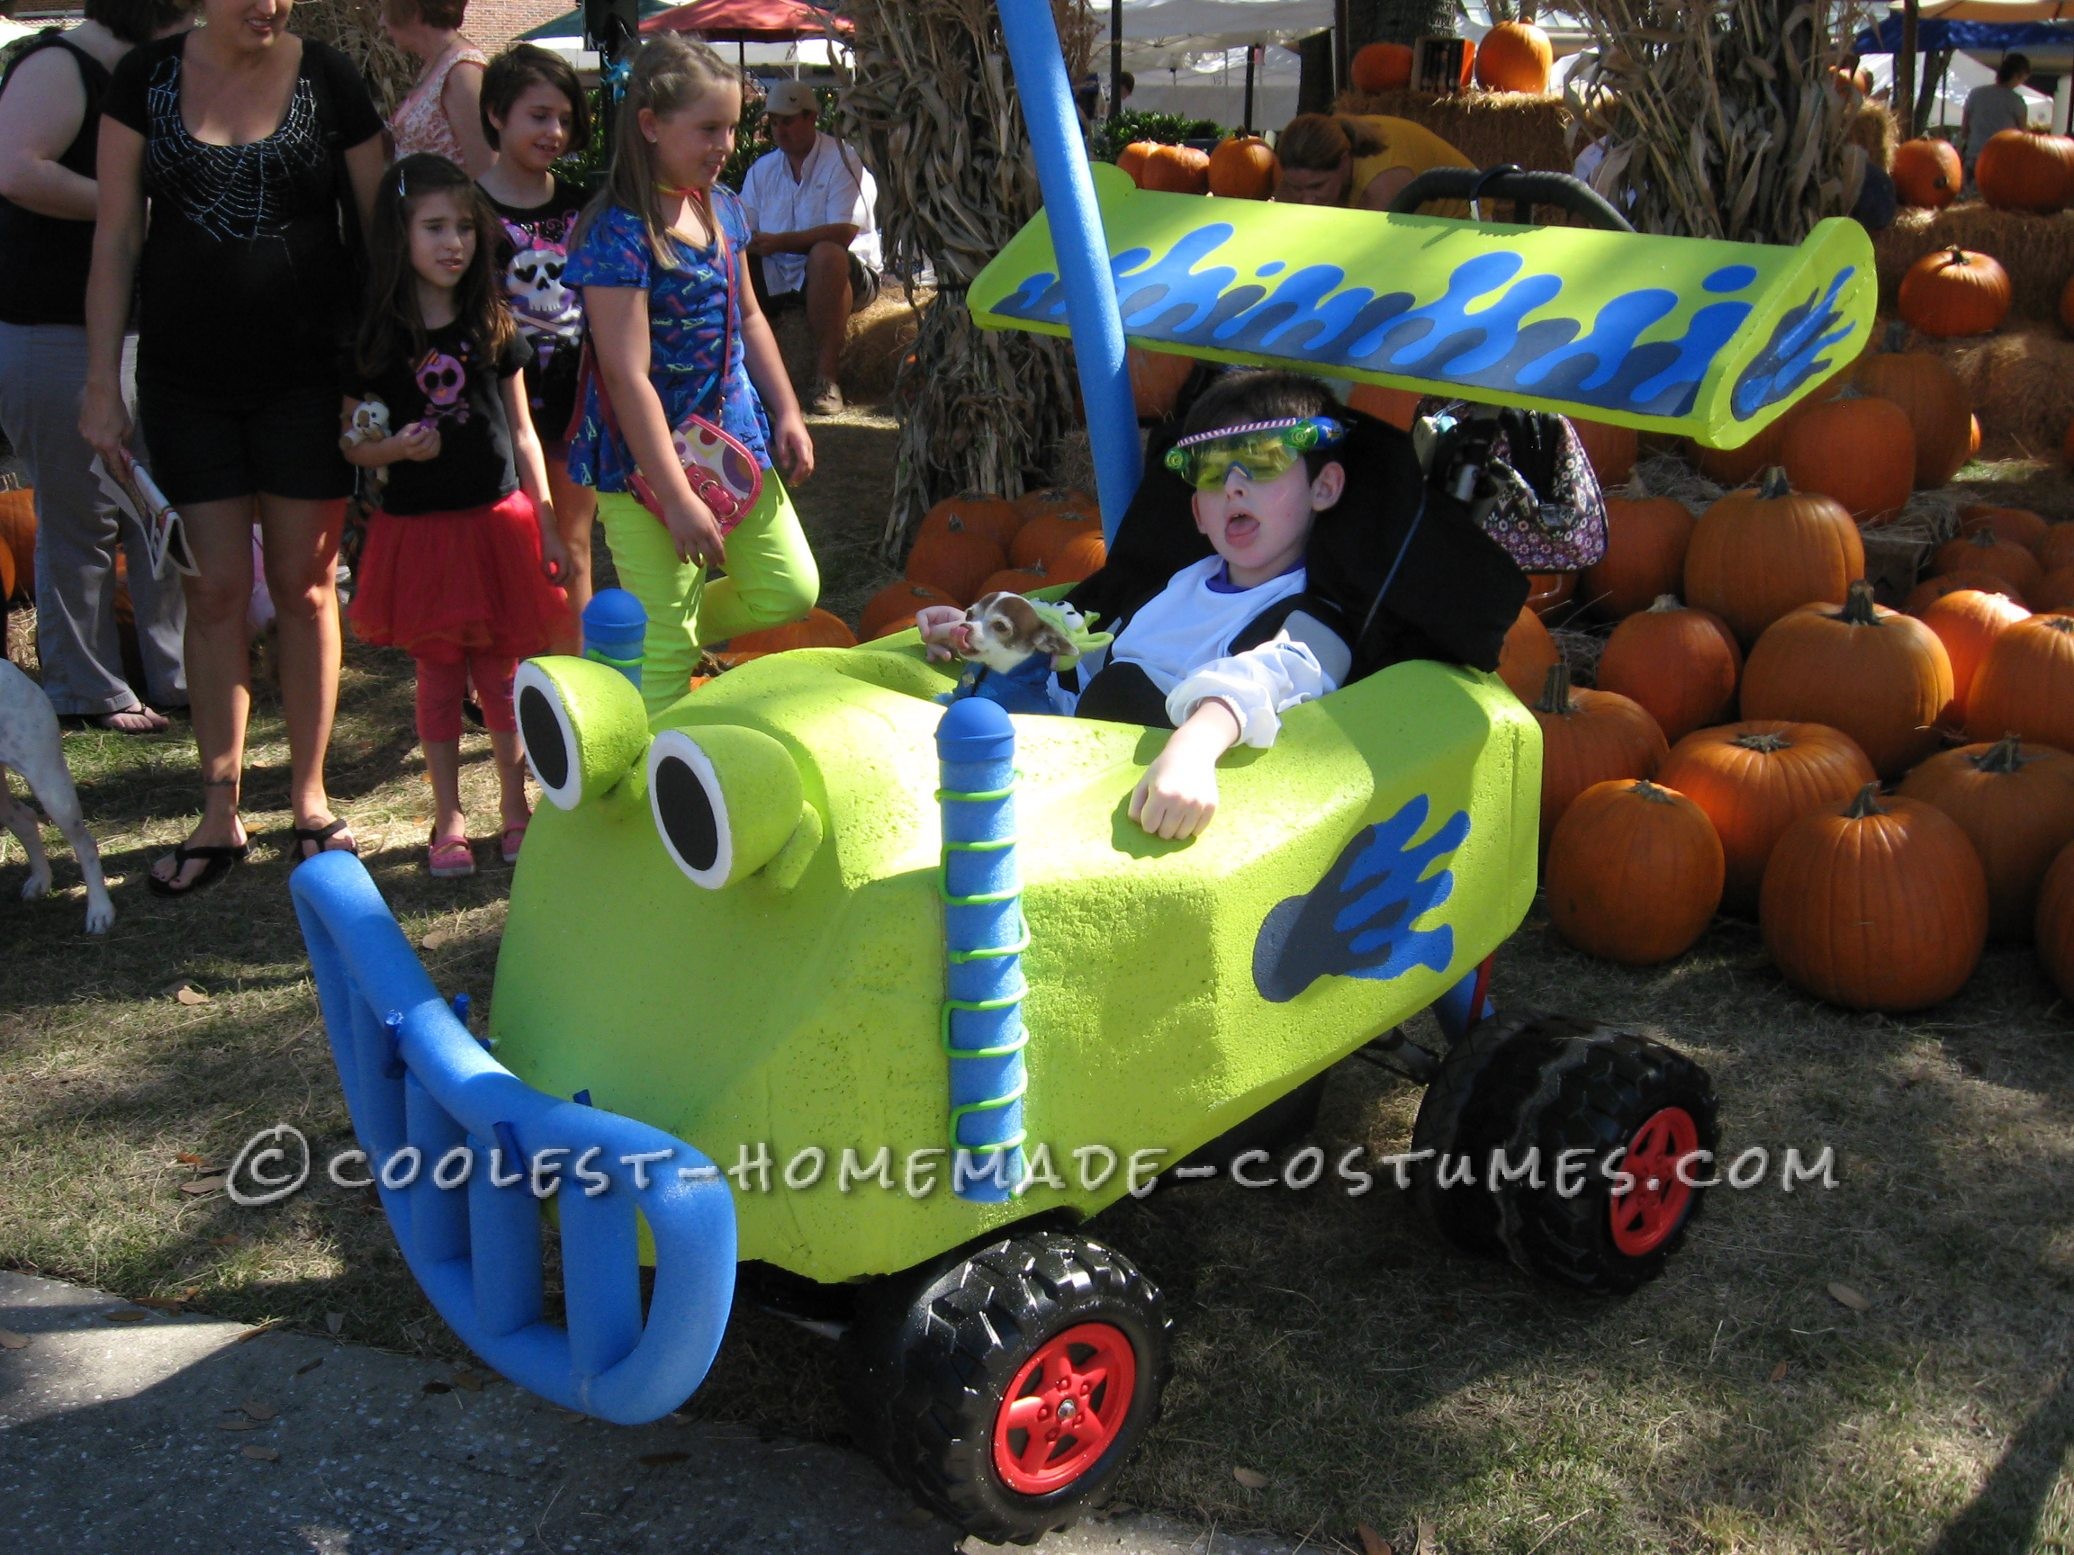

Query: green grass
4;424;2073;1555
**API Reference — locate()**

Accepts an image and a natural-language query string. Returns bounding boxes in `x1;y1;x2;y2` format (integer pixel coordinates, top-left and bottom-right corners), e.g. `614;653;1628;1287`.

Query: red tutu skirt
350;489;572;663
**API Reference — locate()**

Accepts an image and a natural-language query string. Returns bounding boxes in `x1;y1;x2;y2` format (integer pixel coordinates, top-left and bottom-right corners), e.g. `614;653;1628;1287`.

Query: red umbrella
641;0;851;42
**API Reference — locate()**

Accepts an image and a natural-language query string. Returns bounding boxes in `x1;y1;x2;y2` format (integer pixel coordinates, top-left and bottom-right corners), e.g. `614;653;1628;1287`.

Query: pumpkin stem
1629;778;1675;804
1647;593;1682;613
1731;729;1792;753
1844;782;1887;819
1533;661;1575;715
1839;579;1882;624
1758;466;1793;500
1974;734;2028;773
1946;244;1968;265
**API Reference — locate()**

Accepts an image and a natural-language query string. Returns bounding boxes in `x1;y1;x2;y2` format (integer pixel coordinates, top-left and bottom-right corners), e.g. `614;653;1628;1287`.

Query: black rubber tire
1493;1026;1719;1295
842;1230;1171;1545
1408;1012;1579;1256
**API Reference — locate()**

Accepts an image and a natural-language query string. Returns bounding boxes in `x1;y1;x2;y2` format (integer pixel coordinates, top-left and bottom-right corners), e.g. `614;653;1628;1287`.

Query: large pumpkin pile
1521;427;2074;1010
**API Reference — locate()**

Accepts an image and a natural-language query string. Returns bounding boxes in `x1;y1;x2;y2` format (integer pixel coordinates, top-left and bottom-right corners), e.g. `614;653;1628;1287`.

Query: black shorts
137;377;354;507
758;250;882;314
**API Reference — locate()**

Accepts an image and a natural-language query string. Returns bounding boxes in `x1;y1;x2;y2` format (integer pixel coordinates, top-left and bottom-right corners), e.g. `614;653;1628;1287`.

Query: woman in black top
80;0;387;896
0;0;192;733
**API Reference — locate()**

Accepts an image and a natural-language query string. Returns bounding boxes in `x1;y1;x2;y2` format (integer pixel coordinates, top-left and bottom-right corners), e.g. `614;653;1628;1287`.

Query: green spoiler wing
969;162;1874;448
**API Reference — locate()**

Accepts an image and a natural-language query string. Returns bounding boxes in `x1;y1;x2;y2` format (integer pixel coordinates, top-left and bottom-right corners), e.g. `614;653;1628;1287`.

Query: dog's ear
1030;620;1076;661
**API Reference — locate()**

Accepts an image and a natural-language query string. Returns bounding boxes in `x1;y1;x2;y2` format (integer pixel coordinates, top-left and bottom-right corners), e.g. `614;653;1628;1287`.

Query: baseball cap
765;81;818;118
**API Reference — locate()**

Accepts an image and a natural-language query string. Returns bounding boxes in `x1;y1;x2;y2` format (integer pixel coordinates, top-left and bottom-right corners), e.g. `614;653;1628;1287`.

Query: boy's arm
1164;616;1349;748
1130;697;1242;840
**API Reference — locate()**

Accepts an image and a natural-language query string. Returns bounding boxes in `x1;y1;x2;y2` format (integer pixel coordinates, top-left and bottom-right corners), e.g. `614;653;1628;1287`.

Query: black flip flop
289;817;359;866
146;841;250;898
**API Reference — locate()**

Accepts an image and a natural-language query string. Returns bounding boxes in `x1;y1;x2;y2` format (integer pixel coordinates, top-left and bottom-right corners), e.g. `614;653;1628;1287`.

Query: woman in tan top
382;0;492;175
1274;112;1473;214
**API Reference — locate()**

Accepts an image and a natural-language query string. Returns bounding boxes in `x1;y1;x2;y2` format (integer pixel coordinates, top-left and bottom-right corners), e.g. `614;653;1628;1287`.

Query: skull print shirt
563;192;773;495
348;321;531;516
486;176;587;445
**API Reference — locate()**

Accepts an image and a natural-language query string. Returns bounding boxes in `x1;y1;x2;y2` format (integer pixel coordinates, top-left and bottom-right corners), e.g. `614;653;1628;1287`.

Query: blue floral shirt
564;189;772;492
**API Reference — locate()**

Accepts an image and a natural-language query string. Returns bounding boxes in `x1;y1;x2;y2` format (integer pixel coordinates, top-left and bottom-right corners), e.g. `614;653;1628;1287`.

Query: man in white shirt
739;80;882;416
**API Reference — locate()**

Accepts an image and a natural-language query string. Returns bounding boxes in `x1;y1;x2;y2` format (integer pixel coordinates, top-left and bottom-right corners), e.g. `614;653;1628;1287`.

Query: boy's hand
914;605;968;661
1128;698;1243;841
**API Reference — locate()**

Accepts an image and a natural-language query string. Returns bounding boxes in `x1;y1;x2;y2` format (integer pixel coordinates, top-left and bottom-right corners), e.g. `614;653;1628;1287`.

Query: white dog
0;660;114;933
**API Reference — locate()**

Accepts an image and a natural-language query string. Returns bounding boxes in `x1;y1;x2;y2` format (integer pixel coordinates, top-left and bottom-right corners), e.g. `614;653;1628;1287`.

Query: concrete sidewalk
0;1272;1292;1555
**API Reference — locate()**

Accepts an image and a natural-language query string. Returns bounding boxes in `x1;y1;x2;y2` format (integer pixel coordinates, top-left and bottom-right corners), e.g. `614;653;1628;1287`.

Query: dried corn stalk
1567;1;1869;244
292;0;415;114
841;0;1095;557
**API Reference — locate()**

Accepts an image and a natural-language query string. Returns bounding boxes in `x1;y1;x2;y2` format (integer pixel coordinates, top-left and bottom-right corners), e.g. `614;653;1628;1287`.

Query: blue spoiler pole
996;0;1143;540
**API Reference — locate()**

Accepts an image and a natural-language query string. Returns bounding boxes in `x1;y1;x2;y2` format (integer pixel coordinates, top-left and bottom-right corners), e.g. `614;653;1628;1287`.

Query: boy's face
1191;457;1344;588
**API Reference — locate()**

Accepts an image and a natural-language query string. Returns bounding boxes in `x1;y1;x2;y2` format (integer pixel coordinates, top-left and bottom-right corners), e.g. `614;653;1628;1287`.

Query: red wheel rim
1609;1106;1701;1256
991;1322;1138;1495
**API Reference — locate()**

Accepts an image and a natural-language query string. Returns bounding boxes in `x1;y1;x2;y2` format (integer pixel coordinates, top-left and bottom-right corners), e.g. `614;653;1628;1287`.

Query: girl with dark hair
564;33;818;719
0;0;194;733
343;154;570;880
479;42;595;628
384;0;492;175
81;0;388;895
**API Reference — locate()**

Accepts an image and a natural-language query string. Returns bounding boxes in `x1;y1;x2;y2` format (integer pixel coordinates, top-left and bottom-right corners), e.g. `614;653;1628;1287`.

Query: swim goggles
1162;416;1345;490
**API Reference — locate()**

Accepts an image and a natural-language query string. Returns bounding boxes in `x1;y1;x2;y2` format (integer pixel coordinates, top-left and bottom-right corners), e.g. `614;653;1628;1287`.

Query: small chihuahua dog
0;660;115;933
922;593;1106;716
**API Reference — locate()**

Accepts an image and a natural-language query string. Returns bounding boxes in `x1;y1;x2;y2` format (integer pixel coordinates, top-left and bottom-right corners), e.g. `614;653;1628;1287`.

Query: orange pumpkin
905;513;1007;604
1778;395;1915;524
1350;40;1414;93
1527;663;1668;846
1852;348;1973;489
1970;413;1983;457
1688;415;1793;487
1913;586;2030;726
722;607;857;656
1044;528;1108;583
1127;346;1195;420
1474;19;1553;93
1932;529;2045;599
1116;141;1158;186
1595;596;1742;745
1346;382;1422;430
1525;570;1577;619
1896;736;2074;940
1570;417;1637;485
1581;496;1694;619
1975;128;2074;213
1140;143;1211;195
1544;778;1725;966
918;493;1026;553
1683;468;1865;645
1956;504;2048;551
860;579;958;640
975;564;1051;597
1892;138;1963;208
1897;245;2013;337
2030;566;2074;614
0;529;13;605
1207;135;1278;200
2036;841;2074;1000
1965;611;2074;750
1011;512;1102;571
1739;580;1953;777
0;487;32;602
1654;720;1877;916
2042;523;2074;574
1496;603;1560;702
1760;785;1988;1012
1906;569;2025;614
1012;487;1097;524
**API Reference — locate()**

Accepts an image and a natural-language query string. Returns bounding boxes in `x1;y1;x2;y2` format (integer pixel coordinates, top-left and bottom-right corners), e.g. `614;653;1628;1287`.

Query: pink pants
413;653;517;743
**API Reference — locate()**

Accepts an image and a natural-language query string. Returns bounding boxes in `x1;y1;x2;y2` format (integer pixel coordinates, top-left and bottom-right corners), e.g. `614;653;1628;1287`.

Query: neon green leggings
597;478;819;719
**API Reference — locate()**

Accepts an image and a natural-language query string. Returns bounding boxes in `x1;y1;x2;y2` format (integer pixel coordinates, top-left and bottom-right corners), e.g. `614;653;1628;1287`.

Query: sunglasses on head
1163;416;1344;490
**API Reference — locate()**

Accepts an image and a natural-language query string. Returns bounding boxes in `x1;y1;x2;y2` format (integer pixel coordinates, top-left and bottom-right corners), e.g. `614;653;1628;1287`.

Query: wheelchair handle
1387;164;1636;234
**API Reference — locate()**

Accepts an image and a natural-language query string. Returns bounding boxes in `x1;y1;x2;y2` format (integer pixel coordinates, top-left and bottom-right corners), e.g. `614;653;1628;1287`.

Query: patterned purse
1413;397;1608;573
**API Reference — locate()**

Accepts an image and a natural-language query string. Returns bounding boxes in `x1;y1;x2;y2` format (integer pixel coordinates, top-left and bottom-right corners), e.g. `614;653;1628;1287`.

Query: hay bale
1874;206;2074;323
1332;88;1574;174
767;286;932;402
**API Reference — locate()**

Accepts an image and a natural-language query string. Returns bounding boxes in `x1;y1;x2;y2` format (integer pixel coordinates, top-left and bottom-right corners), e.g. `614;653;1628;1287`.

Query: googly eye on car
514;657;648;812
647;725;821;890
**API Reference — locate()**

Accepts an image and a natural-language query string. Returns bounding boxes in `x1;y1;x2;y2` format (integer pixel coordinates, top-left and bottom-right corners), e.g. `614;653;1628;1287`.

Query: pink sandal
428;833;475;879
500;815;530;865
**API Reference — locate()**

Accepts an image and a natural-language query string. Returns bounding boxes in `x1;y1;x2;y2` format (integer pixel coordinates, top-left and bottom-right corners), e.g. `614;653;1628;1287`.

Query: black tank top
0;33;112;328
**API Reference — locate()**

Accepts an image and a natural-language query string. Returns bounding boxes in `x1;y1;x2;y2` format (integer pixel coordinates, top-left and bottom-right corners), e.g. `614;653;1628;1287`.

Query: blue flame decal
1730;268;1857;420
1253;795;1469;1004
993;228;1769;419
